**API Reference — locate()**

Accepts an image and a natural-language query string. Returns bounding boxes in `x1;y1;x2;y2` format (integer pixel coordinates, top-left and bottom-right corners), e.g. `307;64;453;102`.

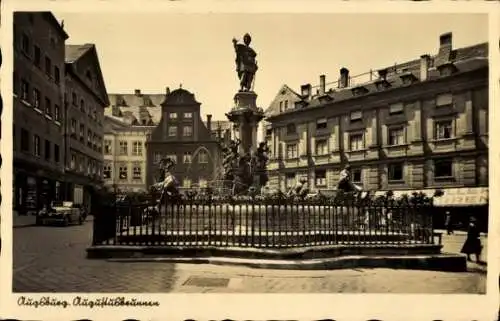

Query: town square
11;11;489;296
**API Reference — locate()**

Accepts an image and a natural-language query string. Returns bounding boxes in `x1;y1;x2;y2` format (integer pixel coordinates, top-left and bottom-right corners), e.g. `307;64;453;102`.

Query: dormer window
437;62;458;77
399;72;418;86
351;86;369;96
350;111;362;123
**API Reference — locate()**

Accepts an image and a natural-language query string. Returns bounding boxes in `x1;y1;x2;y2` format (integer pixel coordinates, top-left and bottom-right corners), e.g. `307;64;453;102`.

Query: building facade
13;12;68;213
103;90;164;193
64;44;109;204
146;87;223;189
265;33;488;201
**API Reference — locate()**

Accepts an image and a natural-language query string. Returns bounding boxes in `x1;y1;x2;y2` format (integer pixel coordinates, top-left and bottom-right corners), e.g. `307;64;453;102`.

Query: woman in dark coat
460;216;482;262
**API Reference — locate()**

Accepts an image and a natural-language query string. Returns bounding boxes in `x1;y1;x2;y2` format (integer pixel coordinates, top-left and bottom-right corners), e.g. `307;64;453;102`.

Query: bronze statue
232;33;258;92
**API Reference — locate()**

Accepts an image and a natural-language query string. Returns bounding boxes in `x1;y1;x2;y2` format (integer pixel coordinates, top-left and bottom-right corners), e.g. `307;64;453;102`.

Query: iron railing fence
92;195;435;248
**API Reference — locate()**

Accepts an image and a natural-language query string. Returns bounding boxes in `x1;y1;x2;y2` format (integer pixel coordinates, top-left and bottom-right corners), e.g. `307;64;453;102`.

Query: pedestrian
445;211;453;235
460;216;482;263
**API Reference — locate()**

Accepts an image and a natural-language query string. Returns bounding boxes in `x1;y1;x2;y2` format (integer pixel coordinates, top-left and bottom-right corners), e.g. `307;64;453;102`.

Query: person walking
444;211;453;235
460;216;482;263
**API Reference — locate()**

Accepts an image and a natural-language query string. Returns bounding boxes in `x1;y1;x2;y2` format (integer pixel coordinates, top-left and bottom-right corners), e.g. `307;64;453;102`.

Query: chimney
339;68;349;88
378;69;388;80
300;84;312;99
206;114;212;132
166;87;171;95
319;75;326;95
420;55;430;81
134;89;141;96
436;32;453;66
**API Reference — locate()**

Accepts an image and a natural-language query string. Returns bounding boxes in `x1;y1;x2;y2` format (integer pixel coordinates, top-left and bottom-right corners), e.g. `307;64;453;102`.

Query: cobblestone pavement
13;218;486;293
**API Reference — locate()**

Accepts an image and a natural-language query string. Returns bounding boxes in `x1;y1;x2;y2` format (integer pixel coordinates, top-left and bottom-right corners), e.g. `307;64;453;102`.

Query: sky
56;13;488;121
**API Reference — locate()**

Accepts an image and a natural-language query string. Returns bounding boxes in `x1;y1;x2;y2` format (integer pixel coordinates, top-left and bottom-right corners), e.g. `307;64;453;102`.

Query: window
45;56;51;76
119;141;128;155
349;133;363;151
183;152;192;163
133;166;141;180
80;99;85;112
169;112;177;119
54;104;60;121
435;120;452;140
103;165;112;179
54;66;60;84
33;88;41;109
284;101;289;110
153;152;162;163
388;127;404;145
183;178;192;188
34;45;41;66
87;130;92;147
286;173;296;189
132;141;142;156
286;123;296;134
286;144;298;159
21;80;29;101
352;169;362;183
79;157;85;172
13;72;19;95
22;33;30;55
315;170;326;187
72;92;77;106
199;178;208;188
21;128;30;152
104;140;112;154
436;93;453;107
168;125;177;137
315;139;328;155
434;159;453;178
45;97;51;116
183;125;193;137
79;124;85;140
389;103;404;115
70;119;77;135
350;110;362;122
54;144;60;163
316;118;327;130
166;154;177;163
70;155;76;170
44;140;50;161
183;112;193;119
198;150;209;163
33;135;40;157
119;166;128;180
388;163;403;181
279;101;283;113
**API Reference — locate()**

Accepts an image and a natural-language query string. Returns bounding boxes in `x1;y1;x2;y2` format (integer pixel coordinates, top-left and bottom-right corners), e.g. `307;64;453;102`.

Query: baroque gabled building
264;32;488;222
146;87;223;190
64;44;109;204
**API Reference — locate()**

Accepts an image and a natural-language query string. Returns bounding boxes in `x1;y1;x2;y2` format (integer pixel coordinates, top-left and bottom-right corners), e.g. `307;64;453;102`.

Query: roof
104;92;164;125
65;44;94;63
267;42;488;121
163;88;200;106
42;12;69;40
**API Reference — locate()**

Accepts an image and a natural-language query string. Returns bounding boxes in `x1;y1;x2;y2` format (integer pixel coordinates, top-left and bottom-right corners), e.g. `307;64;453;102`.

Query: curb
106;253;467;272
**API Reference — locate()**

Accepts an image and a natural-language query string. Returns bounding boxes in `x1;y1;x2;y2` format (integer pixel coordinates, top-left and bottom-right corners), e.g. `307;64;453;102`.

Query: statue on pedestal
232;33;258;92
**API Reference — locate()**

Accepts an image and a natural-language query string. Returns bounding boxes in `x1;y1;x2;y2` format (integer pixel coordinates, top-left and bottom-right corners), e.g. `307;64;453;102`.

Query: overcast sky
56;13;488;121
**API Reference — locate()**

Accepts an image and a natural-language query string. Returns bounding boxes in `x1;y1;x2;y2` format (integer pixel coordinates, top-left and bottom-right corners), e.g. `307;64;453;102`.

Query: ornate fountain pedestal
225;91;265;156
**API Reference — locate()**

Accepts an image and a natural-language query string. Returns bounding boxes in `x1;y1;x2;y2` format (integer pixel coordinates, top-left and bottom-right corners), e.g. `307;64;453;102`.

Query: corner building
264;33;488;219
13;12;68;213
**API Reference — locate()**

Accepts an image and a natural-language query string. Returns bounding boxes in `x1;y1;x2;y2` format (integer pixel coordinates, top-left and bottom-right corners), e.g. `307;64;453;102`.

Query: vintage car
36;201;86;226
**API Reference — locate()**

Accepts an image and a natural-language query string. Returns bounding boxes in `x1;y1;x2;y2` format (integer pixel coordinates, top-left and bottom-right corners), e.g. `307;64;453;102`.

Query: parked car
36;201;85;226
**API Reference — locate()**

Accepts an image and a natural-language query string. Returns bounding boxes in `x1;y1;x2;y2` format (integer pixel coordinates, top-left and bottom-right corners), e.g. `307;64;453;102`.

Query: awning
433;187;488;207
375;187;488;207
